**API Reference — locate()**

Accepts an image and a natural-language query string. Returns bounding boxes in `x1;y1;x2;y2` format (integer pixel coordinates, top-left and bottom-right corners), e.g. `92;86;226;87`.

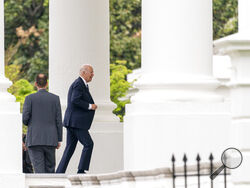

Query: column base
56;121;123;174
56;99;122;174
60;100;121;123
93;101;121;122
124;102;231;170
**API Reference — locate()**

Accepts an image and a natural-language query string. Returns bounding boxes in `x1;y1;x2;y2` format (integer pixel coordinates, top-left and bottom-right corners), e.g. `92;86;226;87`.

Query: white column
124;0;230;170
0;0;24;187
49;0;123;174
214;0;250;186
133;0;221;103
143;0;212;74
239;0;250;32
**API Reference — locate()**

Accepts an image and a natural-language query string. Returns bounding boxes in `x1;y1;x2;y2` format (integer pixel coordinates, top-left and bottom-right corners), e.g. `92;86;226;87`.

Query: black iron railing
171;153;230;188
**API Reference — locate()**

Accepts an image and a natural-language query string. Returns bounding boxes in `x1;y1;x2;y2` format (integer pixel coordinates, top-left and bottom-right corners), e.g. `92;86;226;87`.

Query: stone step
25;174;70;188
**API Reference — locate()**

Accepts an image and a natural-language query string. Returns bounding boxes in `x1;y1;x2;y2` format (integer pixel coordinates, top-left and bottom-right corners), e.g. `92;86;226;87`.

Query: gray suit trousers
28;146;56;173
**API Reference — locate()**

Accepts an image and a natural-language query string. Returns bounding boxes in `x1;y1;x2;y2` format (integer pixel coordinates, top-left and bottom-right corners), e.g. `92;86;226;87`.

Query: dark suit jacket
63;77;95;130
22;89;63;147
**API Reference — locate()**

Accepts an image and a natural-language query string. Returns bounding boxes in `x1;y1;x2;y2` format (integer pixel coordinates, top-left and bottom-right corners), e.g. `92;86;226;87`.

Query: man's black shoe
77;169;86;174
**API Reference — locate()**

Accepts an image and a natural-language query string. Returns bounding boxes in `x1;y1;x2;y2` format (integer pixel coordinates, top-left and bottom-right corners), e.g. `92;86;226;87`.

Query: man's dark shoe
77;169;86;174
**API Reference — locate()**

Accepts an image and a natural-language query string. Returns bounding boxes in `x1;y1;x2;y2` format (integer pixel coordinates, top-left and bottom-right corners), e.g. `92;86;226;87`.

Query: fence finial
196;154;201;161
209;153;214;161
172;154;176;162
183;154;187;162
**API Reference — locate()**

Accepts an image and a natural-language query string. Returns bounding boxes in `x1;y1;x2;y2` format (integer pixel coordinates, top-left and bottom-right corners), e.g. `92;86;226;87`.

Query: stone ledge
25;163;228;187
68;162;223;186
25;174;70;188
26;174;68;178
29;186;64;188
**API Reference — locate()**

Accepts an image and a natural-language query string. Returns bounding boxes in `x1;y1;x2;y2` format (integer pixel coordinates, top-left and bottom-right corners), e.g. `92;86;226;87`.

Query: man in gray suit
23;74;62;173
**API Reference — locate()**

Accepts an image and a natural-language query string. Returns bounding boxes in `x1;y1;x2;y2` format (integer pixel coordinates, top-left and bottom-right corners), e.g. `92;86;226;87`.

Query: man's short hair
36;74;48;87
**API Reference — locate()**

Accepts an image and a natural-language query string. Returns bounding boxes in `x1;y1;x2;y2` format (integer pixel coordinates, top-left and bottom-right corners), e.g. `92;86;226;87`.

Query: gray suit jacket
22;89;62;147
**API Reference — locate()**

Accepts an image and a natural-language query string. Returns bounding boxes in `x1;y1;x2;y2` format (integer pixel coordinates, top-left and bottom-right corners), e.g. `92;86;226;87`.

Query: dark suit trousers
56;127;94;173
23;150;33;173
28;146;56;173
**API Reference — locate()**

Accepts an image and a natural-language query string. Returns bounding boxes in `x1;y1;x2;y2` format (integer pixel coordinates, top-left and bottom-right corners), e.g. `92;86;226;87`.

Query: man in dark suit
56;64;97;174
23;74;62;173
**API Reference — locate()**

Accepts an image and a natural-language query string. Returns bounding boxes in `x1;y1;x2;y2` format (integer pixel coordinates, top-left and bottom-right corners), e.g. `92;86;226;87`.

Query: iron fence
171;154;230;188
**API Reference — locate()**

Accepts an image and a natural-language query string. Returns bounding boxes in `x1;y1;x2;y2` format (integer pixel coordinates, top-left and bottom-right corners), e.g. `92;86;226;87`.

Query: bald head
80;64;92;74
79;64;94;83
36;73;48;88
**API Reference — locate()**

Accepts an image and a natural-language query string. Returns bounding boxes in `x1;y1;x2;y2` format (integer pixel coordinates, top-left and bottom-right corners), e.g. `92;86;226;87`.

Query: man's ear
34;82;39;90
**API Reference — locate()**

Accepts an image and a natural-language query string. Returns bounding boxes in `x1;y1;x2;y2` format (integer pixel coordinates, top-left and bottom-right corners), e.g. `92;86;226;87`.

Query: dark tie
86;84;94;103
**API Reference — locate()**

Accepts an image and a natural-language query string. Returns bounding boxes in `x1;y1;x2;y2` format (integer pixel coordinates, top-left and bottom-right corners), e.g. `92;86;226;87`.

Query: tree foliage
110;62;132;121
4;0;49;82
110;0;141;70
110;0;141;120
5;64;21;83
213;0;238;40
8;79;36;109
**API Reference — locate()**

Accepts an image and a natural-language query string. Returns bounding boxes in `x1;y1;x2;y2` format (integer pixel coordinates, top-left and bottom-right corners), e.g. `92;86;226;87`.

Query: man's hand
91;104;98;110
56;142;61;149
22;142;27;151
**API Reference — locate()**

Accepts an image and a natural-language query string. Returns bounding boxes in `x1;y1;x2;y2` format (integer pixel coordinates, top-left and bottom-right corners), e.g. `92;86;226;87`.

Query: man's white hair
79;64;92;74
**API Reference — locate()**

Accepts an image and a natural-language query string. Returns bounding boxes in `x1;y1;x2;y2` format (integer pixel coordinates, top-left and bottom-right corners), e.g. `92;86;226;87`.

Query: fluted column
0;0;24;187
49;0;123;174
124;0;230;170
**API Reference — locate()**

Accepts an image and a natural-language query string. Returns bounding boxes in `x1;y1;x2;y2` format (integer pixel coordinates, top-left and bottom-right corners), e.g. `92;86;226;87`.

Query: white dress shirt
80;76;92;110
